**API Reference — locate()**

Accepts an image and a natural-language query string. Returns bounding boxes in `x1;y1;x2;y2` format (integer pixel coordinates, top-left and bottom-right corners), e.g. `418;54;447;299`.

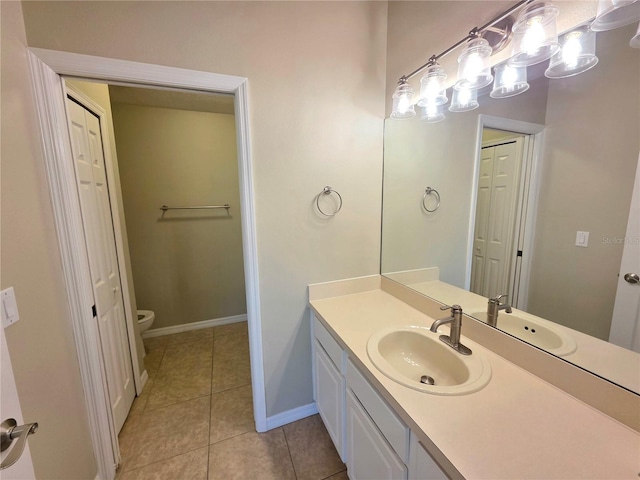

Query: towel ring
316;186;343;217
422;187;440;213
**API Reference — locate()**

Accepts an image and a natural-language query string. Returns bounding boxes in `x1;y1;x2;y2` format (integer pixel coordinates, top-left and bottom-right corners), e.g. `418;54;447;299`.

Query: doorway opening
65;77;252;442
27;48;265;480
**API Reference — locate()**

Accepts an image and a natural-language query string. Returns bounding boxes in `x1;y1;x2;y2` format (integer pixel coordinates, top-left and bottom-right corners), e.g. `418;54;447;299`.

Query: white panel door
471;140;522;298
470;148;494;294
609;153;640;352
66;98;135;433
0;326;36;479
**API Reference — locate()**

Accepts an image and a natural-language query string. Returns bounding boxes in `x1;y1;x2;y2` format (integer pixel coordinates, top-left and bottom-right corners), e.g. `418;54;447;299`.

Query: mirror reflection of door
470;128;527;301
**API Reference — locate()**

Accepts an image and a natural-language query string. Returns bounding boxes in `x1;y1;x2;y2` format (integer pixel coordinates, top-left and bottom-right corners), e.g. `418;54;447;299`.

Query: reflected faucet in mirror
486;294;512;327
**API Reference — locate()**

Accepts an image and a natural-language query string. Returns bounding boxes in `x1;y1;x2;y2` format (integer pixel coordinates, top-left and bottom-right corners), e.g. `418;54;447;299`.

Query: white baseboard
265;402;319;430
142;314;247;338
138;369;149;395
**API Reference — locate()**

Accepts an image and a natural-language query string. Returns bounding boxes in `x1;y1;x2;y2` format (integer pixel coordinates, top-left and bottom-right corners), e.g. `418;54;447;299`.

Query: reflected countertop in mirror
381;20;640;394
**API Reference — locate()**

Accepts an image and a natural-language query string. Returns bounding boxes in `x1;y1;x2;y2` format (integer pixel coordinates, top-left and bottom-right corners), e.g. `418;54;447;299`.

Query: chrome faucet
486;294;512;327
430;305;472;355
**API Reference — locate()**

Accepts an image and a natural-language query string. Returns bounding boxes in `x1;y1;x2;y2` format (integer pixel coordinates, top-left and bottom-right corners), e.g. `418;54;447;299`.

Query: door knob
624;273;639;284
1;418;38;470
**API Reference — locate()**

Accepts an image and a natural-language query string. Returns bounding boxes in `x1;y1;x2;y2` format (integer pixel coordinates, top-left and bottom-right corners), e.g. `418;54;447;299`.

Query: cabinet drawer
347;358;409;464
313;316;345;373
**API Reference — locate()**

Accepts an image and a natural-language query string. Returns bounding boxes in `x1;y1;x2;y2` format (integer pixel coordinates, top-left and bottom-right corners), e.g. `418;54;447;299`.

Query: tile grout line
207;328;216;479
121;445;210;477
281;425;300;480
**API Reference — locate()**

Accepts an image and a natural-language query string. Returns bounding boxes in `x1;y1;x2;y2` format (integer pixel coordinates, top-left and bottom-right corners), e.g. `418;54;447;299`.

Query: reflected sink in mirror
470;312;577;357
367;326;491;395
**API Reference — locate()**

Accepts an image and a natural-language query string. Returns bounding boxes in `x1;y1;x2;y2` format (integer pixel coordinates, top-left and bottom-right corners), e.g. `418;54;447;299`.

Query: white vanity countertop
310;288;640;479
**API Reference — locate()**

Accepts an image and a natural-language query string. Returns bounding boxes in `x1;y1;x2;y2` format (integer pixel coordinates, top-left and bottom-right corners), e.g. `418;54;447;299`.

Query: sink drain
420;375;435;386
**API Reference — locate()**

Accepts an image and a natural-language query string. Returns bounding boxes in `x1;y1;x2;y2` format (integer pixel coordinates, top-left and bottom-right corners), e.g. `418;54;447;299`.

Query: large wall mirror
381;22;640;394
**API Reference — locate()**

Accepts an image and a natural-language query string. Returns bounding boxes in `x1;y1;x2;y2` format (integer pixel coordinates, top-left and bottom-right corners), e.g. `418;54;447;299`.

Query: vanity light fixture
455;36;494;91
421;103;446;123
390;0;532;119
509;1;560;67
418;61;448;107
491;64;530;98
630;22;640;47
391;77;416;119
545;25;599;78
449;86;479;112
591;0;640;31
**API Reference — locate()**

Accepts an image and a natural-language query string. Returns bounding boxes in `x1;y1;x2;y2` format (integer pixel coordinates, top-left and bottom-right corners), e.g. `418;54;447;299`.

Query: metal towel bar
160;204;230;211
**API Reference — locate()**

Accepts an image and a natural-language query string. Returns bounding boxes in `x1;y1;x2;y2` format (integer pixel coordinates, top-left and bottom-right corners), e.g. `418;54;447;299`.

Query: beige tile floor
116;323;347;480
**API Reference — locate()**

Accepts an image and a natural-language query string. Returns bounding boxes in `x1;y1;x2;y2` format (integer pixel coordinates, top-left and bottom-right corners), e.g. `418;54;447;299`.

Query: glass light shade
455;38;493;91
630;22;640;47
418;64;448;107
491;64;530;98
545;26;599;78
449;87;479;112
509;1;560;67
591;0;640;31
391;81;416;119
420;103;445;123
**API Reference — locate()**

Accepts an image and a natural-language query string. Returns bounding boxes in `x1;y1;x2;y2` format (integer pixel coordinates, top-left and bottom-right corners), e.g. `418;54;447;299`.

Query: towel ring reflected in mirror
422;187;441;213
316;186;343;217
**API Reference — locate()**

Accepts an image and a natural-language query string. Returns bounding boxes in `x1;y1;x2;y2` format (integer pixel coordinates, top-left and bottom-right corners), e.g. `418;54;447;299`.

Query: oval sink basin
470;312;576;357
367;326;491;395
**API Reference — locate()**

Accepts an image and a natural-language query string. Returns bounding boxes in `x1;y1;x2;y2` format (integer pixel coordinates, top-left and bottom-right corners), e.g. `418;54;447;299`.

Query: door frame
27;48;266;479
609;153;640;351
465;115;545;310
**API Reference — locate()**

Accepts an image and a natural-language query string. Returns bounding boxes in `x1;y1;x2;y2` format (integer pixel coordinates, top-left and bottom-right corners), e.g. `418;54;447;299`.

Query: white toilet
137;310;155;334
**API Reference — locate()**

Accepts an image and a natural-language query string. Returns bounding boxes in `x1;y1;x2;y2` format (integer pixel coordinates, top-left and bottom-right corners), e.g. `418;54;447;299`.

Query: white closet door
470;147;494;294
1;325;36;479
66;98;135;433
471;140;522;298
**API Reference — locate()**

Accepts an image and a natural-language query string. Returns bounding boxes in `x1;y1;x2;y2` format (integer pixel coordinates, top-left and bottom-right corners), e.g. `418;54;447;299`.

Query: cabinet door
346;389;407;480
314;340;345;460
408;434;448;480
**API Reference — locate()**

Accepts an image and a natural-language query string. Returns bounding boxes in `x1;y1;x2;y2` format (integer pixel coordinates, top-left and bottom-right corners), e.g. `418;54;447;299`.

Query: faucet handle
491;294;509;303
440;304;462;312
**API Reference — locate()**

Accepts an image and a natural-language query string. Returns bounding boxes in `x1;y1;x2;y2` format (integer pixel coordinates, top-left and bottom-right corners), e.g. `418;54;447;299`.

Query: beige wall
21;1;387;418
0;2;97;478
111;103;246;330
527;24;640;339
66;79;146;376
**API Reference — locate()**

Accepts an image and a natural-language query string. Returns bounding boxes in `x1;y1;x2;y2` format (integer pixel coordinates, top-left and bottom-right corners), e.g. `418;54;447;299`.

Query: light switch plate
1;287;20;328
575;231;589;247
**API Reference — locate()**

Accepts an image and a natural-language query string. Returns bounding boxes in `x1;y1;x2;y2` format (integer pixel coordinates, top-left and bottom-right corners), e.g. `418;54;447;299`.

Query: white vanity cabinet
312;315;448;480
408;435;448;480
312;316;347;461
346;388;407;479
